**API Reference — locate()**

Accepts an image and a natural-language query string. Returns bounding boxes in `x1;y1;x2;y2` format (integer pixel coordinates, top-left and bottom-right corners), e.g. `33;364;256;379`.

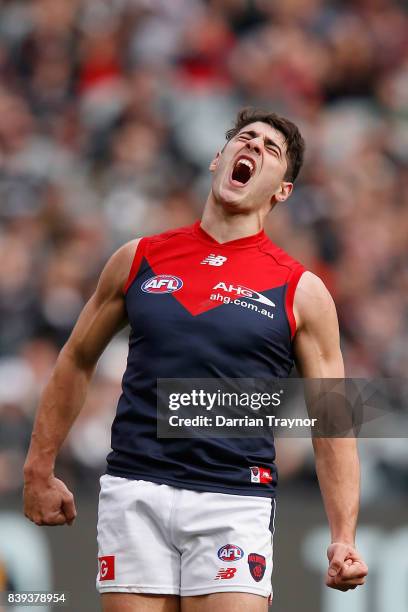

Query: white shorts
97;475;276;598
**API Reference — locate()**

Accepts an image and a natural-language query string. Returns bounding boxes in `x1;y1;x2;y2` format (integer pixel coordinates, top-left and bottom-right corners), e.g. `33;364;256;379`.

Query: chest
126;242;292;355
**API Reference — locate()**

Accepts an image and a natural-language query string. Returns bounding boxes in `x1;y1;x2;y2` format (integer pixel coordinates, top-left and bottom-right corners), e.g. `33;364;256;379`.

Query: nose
246;137;262;155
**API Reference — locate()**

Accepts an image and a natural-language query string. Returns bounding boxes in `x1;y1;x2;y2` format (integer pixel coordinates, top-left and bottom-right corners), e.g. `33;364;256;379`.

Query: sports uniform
97;221;305;597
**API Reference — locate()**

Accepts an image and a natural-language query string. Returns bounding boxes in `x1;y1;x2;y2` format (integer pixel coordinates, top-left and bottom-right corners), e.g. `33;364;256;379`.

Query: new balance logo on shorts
214;568;237;580
99;556;115;581
214;567;237;580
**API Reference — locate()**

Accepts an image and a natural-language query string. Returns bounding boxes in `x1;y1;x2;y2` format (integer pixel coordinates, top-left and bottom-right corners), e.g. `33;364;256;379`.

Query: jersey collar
193;221;266;248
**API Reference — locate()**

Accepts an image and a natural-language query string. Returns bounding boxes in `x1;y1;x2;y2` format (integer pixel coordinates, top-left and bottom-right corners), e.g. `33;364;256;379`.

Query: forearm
24;347;95;479
313;437;360;545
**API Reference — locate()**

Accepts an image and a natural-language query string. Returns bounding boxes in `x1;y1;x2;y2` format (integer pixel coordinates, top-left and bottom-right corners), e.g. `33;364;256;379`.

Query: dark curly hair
226;107;305;183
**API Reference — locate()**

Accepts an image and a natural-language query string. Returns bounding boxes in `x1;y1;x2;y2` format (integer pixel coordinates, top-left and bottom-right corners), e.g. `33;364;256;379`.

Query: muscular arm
23;239;139;525
293;272;367;590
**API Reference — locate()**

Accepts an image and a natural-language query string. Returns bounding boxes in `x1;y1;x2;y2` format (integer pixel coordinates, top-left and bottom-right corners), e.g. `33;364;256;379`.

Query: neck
201;191;268;243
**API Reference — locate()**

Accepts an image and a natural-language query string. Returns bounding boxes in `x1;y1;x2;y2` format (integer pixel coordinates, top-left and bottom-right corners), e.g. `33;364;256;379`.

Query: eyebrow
238;130;283;158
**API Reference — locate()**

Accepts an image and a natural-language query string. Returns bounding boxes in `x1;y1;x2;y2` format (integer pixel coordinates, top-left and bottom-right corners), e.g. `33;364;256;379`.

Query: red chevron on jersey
124;222;305;329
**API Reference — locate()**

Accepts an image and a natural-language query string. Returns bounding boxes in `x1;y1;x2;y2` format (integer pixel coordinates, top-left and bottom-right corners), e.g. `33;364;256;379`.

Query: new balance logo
201;254;227;267
214;568;237;580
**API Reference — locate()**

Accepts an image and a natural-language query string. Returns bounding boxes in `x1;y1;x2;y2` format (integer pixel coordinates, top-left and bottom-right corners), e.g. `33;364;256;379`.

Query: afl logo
141;275;183;294
217;544;244;563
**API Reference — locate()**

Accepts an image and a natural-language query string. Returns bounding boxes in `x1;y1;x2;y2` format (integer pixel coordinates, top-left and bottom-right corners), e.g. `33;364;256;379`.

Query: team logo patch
248;553;266;582
99;556;115;581
217;544;244;562
250;466;273;484
141;275;183;294
214;567;237;580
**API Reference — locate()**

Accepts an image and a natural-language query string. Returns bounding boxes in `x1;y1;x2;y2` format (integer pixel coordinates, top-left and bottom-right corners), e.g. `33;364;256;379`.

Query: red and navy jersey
106;221;306;497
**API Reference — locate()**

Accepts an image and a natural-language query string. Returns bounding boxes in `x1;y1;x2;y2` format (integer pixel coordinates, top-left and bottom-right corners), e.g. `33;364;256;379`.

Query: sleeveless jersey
106;221;306;497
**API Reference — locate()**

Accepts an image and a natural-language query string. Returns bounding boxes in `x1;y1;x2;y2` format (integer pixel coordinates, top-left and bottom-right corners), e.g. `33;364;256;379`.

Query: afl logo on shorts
141;275;183;294
217;544;244;562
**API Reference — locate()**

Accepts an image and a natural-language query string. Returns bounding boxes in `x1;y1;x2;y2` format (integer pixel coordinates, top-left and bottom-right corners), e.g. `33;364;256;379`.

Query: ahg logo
212;282;275;308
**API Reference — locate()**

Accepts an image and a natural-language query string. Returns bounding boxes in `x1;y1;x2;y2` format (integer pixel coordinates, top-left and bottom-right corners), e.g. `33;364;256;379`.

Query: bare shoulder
96;238;142;299
108;239;141;275
293;273;343;376
294;271;337;330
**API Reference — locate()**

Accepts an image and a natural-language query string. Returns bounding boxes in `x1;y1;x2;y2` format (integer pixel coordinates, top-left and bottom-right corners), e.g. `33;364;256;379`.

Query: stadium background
0;0;407;610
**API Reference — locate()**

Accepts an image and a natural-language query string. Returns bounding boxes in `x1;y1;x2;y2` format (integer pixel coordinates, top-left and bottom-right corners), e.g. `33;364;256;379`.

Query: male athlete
23;108;368;611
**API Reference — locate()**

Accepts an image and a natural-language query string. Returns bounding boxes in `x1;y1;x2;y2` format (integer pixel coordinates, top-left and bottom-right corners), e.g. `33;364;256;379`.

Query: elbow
59;342;96;379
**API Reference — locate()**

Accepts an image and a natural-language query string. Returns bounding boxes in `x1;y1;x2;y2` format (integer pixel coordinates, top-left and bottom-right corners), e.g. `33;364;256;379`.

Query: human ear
209;152;221;172
273;181;293;204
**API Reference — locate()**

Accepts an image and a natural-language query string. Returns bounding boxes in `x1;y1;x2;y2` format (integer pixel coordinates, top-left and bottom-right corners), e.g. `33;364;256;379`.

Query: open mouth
231;156;255;185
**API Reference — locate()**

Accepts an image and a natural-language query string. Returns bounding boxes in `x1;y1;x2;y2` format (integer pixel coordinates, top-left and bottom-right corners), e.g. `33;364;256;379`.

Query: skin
202;121;293;242
23;121;368;610
293;272;368;592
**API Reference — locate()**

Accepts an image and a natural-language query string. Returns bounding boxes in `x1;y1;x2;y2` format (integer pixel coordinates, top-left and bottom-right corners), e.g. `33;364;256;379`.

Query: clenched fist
23;474;77;527
326;542;368;591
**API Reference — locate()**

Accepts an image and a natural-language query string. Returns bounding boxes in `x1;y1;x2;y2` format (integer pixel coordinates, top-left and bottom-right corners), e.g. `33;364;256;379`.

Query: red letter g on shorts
99;556;115;581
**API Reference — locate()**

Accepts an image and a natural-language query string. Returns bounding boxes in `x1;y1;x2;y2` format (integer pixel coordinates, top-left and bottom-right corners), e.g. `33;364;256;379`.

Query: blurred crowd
0;0;407;499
